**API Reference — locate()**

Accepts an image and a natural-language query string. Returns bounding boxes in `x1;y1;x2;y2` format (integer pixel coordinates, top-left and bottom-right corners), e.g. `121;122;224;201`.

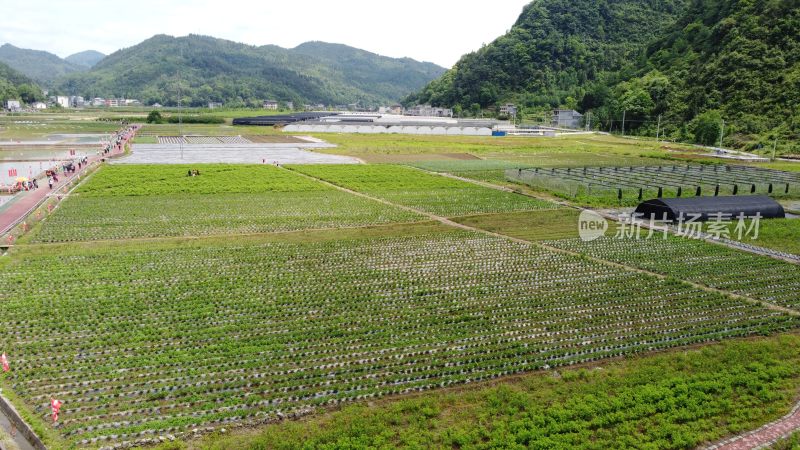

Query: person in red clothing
50;398;62;422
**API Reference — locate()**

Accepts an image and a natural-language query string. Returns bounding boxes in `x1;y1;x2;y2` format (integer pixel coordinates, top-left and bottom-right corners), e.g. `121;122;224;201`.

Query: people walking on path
0;124;141;236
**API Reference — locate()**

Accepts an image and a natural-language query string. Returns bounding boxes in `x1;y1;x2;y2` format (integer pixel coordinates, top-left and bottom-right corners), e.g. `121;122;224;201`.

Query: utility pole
718;119;725;149
586;111;591;131
177;43;184;160
621;110;626;136
656;114;662;142
772;138;778;161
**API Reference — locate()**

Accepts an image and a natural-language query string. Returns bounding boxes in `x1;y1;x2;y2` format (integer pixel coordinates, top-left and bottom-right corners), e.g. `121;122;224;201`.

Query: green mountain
604;0;800;148
292;41;445;103
411;0;799;151
0;60;43;103
407;0;687;110
65;50;106;68
0;43;83;84
56;34;446;107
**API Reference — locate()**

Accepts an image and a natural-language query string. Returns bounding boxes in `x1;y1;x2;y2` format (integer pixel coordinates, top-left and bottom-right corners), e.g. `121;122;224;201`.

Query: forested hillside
292;42;445;104
55;34;445;107
0;60;43;103
407;0;686;112
410;0;800;151
599;0;800;149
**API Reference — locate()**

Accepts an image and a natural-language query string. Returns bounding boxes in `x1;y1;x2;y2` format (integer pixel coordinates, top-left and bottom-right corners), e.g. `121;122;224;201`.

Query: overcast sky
0;0;530;67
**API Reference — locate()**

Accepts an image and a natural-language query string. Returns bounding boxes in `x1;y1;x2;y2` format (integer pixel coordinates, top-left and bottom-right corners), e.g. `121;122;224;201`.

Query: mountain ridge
0;43;83;84
65;50;106;68
56;34;446;107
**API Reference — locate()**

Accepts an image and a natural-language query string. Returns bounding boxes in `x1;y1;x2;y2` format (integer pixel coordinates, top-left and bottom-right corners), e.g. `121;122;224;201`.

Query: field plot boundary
288;165;557;217
5;159;800;448
0;392;42;450
18;221;448;254
545;236;800;313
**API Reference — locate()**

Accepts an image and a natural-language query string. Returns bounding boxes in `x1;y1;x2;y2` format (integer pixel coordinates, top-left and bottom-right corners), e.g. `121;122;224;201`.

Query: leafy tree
690;110;722;146
470;103;482;117
0;60;37;102
146;110;163;124
17;83;43;103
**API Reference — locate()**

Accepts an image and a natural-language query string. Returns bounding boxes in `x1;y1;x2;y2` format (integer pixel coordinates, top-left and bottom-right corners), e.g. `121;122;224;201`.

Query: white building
552;109;584;128
406;104;453;118
56;96;70;108
32;101;47;110
70;96;85;108
264;100;279;110
4;100;21;111
92;97;105;107
499;104;517;116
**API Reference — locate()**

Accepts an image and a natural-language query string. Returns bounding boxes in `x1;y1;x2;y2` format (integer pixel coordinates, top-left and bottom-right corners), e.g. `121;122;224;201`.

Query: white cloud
0;0;529;66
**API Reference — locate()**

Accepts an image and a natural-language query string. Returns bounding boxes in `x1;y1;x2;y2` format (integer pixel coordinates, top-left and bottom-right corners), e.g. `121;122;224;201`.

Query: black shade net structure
233;112;337;126
634;195;786;221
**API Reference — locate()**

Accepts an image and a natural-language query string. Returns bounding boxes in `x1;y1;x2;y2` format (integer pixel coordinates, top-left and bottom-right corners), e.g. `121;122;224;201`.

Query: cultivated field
29;165;420;242
3;227;797;447
546;236;800;310
118;144;354;165
3;120;800;450
289;165;556;217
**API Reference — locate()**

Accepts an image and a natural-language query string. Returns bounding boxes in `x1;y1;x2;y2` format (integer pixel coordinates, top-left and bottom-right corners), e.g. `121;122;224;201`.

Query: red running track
0;125;139;237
